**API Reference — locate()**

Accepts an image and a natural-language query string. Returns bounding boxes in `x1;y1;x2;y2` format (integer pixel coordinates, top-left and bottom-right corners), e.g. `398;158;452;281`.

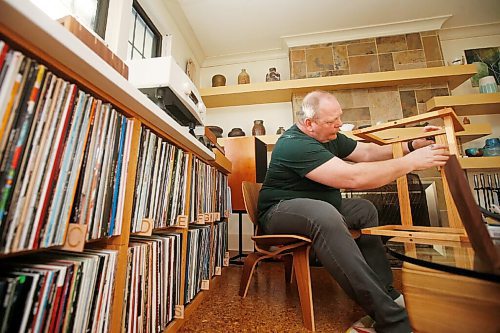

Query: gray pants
261;198;411;333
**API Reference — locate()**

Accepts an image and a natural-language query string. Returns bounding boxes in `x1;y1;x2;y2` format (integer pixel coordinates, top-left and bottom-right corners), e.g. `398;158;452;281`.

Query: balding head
296;91;339;125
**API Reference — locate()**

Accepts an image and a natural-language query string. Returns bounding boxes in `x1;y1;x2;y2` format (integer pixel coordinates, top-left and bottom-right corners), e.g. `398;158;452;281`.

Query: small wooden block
224;210;229;218
201;279;209;290
223;252;230;266
204;213;211;223
215;212;221;221
197;214;204;224
174;305;184;319
215;266;222;276
176;215;188;228
136;218;153;236
61;224;88;252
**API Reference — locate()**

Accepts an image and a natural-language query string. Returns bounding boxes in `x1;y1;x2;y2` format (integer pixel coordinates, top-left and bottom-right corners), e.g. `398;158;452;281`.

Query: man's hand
411;125;441;150
405;143;450;170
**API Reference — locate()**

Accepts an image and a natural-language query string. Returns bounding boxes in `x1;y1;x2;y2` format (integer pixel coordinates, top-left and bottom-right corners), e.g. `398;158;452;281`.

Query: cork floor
178;261;402;333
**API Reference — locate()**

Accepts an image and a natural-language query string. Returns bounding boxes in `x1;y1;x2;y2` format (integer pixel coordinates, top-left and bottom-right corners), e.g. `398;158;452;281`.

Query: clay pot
276;126;285;134
211;74;226;87
266;67;281;82
238;69;250;84
206;125;223;138
252;120;265;136
228;128;245;137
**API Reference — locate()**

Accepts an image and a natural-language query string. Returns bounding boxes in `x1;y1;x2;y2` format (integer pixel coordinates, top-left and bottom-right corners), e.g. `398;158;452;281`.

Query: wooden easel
352;108;468;240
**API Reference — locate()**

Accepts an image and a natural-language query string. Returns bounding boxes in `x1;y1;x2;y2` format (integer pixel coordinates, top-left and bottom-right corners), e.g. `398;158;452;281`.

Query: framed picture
464;46;500;87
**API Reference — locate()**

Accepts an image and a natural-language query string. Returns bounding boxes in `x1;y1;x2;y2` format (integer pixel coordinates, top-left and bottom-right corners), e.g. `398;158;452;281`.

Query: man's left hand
412;125;441;150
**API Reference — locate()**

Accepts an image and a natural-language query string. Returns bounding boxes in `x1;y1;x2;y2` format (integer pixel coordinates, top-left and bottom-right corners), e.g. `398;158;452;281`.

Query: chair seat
252;234;312;247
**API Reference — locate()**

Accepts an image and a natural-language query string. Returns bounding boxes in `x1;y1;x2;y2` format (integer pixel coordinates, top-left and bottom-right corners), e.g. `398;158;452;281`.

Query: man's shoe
345;315;376;333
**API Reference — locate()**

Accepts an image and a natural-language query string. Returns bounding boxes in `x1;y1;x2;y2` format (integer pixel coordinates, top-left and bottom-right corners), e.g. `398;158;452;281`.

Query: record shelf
0;1;231;332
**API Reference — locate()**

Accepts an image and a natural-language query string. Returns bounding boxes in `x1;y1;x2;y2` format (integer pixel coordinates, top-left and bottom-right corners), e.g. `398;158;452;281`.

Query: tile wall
289;31;450;129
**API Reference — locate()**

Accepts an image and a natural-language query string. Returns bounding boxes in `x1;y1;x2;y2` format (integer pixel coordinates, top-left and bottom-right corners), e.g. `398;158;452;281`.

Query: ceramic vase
266;67;281;82
252;120;265;136
276;126;285;134
228;128;245;137
211;74;226;87
238;69;250;84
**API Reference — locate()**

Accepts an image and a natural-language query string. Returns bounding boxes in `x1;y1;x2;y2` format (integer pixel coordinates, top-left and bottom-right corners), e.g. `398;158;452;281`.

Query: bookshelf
200;65;477;108
0;1;231;332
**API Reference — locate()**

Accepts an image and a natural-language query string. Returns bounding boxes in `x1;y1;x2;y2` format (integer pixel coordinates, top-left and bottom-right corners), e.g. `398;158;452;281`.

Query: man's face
309;98;343;143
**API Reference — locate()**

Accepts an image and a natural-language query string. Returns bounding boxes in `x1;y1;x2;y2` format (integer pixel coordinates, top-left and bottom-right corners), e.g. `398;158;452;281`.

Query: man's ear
303;118;314;131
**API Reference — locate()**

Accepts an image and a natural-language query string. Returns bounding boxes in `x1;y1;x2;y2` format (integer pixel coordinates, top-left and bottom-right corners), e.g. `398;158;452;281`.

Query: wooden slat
393;142;413;226
362;226;467;241
435;134;463;228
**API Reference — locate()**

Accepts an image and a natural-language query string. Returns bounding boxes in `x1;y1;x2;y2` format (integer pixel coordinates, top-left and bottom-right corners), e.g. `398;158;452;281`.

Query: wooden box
57;15;129;79
219;137;267;211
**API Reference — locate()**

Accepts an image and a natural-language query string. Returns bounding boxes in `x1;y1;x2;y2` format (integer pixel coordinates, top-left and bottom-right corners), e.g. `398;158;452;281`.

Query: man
257;90;449;333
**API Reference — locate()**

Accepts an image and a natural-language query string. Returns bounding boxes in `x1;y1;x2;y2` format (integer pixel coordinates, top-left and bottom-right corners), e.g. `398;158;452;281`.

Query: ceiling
170;0;500;63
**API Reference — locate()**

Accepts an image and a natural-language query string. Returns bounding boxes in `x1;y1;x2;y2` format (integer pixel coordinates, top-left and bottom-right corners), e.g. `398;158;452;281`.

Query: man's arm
306;144;449;190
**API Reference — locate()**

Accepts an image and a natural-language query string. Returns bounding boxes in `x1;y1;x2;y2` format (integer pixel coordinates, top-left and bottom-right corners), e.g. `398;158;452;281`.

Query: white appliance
127;56;206;128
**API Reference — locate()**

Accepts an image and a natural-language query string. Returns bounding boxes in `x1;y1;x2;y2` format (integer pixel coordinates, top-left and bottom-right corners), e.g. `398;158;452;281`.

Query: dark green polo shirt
257;124;357;223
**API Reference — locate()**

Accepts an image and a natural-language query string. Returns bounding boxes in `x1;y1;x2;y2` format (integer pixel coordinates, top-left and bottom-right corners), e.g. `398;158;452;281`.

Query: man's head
296;91;343;142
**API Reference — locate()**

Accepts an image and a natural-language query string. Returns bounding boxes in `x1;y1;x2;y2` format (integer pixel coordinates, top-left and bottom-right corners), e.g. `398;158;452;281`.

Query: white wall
200;57;290;87
440;24;500;150
200;57;292;251
105;0;203;85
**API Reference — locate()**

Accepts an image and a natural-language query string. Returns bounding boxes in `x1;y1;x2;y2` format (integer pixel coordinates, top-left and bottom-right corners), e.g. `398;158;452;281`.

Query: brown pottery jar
211;74;226;87
228;128;245;137
252;120;265;136
238;69;250;84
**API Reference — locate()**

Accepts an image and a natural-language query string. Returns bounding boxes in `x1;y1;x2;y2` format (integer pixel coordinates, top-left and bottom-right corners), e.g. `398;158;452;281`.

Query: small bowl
340;123;355;131
464;148;483;157
483;146;500;157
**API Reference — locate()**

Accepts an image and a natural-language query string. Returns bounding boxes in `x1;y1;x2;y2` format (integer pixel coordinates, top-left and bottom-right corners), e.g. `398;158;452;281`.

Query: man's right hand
405;144;450;171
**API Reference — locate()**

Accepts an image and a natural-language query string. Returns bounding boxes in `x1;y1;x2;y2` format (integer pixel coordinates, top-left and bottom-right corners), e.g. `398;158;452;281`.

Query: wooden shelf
200;65;477;108
426;93;500;116
456;123;492;143
211;149;232;174
459;156;500;169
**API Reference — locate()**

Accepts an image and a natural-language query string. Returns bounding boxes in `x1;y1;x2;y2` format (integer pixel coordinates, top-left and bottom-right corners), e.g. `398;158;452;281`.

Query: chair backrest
241;181;262;227
443;155;500;273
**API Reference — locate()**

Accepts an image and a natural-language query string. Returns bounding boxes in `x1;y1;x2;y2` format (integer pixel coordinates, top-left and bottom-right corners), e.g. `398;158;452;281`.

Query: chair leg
239;252;268;298
283;254;293;283
293;245;315;331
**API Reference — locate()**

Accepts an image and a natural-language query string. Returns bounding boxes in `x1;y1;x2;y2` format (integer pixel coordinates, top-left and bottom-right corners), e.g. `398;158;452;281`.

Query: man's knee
357;199;379;228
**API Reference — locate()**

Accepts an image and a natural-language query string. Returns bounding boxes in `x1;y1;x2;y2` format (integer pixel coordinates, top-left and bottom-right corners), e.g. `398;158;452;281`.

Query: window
31;0;109;39
127;1;162;60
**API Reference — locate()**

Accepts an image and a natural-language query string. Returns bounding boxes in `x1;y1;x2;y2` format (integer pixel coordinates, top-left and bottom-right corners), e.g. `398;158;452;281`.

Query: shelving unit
426;92;500;115
200;65;477;108
0;1;232;332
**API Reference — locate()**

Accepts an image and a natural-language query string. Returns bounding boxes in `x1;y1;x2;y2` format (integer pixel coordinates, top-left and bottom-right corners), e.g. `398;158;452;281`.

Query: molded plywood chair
239;181;362;332
239;181;315;331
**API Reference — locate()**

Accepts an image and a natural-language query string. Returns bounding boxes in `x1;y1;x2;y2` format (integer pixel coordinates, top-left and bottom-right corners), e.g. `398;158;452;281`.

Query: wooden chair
239;181;361;331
